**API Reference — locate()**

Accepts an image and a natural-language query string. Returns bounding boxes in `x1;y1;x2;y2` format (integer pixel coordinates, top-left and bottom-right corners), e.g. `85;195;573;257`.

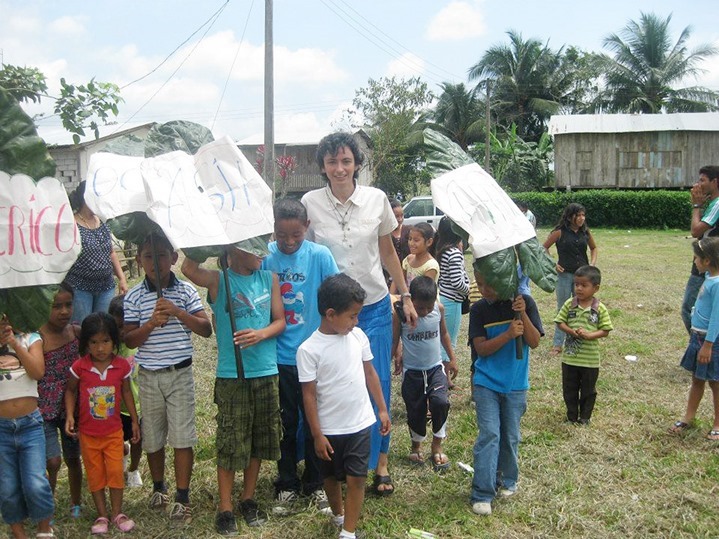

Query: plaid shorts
138;365;197;453
214;375;281;471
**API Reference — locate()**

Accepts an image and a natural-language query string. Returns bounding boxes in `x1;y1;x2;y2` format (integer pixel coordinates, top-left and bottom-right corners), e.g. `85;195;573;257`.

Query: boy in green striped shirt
554;265;613;424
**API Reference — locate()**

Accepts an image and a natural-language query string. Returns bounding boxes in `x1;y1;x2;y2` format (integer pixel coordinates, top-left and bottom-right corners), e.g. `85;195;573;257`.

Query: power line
120;1;230;90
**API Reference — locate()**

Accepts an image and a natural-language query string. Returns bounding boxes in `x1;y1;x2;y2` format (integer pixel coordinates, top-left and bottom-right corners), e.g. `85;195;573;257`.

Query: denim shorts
43;418;81;460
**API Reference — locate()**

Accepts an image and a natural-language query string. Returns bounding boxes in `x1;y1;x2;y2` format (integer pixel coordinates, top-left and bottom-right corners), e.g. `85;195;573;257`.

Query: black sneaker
215;511;238;536
238;499;267;527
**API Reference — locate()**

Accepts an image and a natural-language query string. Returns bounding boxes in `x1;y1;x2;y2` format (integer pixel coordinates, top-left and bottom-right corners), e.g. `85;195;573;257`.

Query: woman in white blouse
302;132;417;497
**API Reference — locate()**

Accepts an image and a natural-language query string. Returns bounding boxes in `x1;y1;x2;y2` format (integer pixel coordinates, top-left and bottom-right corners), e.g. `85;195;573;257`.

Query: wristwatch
401;292;412;300
693;203;702;209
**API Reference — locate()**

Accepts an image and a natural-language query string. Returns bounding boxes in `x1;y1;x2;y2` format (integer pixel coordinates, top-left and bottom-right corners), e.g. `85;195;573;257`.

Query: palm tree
431;82;484;151
598;12;719;113
468;30;565;141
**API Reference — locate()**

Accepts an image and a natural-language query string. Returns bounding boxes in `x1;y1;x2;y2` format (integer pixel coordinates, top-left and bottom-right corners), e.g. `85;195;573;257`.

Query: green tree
350;76;434;196
468;30;566;141
0;64;123;143
430;82;484;151
597;12;719;113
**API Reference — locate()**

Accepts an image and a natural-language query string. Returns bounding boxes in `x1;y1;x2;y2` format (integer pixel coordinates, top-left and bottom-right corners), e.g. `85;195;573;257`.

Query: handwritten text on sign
431;164;536;258
0;173;81;288
86;136;274;249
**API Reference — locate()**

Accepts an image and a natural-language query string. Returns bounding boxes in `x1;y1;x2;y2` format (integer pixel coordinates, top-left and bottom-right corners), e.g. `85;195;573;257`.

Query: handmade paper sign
86;136;274;249
0;173;81;288
431;163;535;258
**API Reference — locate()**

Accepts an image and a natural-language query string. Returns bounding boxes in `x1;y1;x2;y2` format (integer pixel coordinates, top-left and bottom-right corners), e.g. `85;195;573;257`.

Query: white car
402;196;444;229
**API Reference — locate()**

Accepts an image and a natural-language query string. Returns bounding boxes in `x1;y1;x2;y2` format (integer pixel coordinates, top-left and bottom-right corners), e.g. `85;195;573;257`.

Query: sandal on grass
668;420;690;435
706;430;719;441
371;474;394;497
36;529;55;538
113;513;135;532
408;452;424;465
91;517;109;535
432;453;451;472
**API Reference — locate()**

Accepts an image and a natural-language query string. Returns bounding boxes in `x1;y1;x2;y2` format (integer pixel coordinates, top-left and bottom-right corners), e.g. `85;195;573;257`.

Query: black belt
140;357;192;372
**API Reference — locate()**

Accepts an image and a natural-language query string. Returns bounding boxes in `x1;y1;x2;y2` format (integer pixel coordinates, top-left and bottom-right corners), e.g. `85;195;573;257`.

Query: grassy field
31;228;719;539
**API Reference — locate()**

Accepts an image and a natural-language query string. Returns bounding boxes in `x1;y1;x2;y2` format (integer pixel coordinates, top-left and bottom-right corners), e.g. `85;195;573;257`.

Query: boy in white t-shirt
297;274;390;539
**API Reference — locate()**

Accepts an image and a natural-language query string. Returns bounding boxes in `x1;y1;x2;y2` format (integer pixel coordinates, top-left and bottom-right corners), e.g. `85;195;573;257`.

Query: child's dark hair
434;216;462;257
108;295;125;318
139;231;174;255
409;276;437;303
274;198;308;222
389;198;402;210
554;203;588;233
79;312;120;356
411;222;435;242
316;132;364;181
58;281;74;297
317;273;366;316
693;237;719;269
574;265;602;286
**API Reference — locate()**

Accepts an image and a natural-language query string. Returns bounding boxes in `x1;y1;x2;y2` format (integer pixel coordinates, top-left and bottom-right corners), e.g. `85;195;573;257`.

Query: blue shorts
43;418;80;460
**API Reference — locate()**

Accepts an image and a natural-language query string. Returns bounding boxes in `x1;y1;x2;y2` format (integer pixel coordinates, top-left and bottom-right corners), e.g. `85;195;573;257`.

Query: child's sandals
432;453;451;472
667;420;690;435
408;451;424;465
113;513;136;533
706;429;719;441
91;517;109;535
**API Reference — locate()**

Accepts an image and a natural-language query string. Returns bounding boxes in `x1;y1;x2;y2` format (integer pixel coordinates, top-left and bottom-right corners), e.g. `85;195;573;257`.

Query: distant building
548;113;719;189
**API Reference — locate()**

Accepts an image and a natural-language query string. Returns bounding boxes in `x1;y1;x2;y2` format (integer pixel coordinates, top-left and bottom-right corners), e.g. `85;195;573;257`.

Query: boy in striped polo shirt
554;265;613;425
123;233;212;524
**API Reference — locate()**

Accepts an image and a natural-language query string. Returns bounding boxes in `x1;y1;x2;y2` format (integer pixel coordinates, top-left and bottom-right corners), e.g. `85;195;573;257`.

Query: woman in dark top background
65;181;128;324
389;198;410;263
543;203;598;355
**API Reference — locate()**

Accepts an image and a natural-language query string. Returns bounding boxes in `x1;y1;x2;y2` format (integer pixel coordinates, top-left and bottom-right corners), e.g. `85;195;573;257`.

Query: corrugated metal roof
37;122;155;147
548;112;719;135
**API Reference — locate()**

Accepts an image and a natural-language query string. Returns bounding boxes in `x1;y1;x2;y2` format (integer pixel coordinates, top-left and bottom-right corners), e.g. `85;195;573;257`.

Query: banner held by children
85;135;274;250
0;173;81;288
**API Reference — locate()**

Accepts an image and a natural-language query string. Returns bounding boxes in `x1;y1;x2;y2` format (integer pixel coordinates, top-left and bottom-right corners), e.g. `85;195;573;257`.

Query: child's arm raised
64;375;79;438
234;273;286;349
121;377;141;444
364;362;391;436
181;257;220;303
0;323;44;380
438;303;458;379
301;381;334;461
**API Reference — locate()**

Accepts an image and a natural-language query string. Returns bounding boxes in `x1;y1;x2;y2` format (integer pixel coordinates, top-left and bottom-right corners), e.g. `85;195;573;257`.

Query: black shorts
318;426;371;482
121;414;141;442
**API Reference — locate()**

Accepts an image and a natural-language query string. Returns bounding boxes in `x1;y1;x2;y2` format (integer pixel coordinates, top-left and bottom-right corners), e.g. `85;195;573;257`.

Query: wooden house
548;113;719;189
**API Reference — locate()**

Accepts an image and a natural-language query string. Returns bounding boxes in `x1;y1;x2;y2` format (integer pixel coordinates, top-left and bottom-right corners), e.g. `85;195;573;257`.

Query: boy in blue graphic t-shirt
262;198;339;513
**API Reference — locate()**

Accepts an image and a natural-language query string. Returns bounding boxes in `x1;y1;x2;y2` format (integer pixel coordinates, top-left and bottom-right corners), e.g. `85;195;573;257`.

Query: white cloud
386;53;426;78
426;1;487;41
49;15;86;36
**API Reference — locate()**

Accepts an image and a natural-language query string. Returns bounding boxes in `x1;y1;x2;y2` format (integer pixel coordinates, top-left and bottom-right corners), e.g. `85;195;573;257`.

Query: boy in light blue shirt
262;198;339;512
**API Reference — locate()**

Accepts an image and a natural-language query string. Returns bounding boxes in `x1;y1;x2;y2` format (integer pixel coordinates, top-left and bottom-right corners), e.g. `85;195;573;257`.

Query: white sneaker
272;490;298;516
472;502;492;516
126;469;143;488
310;489;332;515
498;487;516;498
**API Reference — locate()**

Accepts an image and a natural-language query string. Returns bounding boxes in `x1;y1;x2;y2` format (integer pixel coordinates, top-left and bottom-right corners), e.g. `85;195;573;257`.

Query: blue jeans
681;273;704;334
471;386;527;504
0;409;54;524
553;271;575;348
71;287;116;325
440;296;462;362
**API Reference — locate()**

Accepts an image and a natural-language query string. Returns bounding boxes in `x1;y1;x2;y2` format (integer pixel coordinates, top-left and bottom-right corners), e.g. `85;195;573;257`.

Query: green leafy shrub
513;190;689;229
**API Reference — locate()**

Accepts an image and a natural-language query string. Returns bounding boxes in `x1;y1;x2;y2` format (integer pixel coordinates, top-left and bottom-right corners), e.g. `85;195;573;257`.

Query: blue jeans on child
0;409;54;524
553;271;575;348
471;385;527;504
71;287;115;325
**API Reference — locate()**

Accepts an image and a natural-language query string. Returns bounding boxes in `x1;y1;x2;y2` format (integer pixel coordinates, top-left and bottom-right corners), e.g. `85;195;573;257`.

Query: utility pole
484;79;491;173
264;0;276;197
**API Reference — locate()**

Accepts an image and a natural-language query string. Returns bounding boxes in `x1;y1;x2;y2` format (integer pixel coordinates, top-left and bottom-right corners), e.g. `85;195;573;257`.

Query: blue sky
2;0;718;145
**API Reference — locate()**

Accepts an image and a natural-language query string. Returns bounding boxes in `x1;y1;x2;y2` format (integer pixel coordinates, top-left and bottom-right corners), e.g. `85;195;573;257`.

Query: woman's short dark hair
317;273;366;315
79;312;120;356
316;132;364;182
